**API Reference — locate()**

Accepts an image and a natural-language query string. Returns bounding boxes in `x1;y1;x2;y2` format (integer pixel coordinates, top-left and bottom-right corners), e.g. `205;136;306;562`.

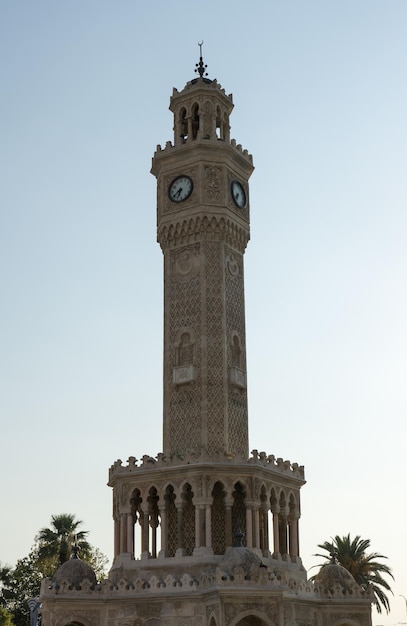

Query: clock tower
151;53;254;461
39;51;373;626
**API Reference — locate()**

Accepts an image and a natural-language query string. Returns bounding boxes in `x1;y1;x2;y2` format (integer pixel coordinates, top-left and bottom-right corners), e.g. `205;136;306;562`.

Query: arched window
235;617;268;626
215;105;222;139
191;103;199;139
180;107;187;142
148;486;160;558
278;490;288;557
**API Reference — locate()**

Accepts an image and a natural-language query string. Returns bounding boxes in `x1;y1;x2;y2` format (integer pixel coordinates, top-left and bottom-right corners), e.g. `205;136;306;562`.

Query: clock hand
176;187;182;197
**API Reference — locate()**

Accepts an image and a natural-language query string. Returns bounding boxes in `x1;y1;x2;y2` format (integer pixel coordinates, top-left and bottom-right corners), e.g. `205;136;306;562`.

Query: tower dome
52;550;97;590
218;546;265;579
217;530;266;579
314;554;357;592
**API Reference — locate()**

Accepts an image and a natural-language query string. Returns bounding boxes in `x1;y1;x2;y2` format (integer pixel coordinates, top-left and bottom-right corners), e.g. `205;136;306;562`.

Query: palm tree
36;513;91;566
314;534;394;614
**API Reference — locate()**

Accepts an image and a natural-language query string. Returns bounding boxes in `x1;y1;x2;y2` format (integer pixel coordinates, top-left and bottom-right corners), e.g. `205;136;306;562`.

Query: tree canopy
37;513;92;566
314;534;394;614
0;606;14;626
0;514;108;626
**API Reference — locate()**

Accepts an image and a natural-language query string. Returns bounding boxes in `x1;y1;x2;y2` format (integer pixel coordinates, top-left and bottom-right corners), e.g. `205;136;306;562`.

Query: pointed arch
59;619;96;626
231;609;274;625
179;106;188;142
259;484;269;555
147;485;160;558
208;615;218;626
191;102;199;139
278;488;288;558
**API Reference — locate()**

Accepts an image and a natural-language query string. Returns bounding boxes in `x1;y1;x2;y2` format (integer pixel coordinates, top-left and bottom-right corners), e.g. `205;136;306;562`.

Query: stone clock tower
39;53;373;626
151;54;253;461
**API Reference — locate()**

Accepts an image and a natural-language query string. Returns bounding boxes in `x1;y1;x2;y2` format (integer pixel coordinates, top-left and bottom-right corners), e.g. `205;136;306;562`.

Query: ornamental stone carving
172;245;200;282
204;165;223;203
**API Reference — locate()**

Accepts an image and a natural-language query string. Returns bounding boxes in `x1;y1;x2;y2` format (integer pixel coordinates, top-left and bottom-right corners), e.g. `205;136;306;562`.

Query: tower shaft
151;78;254;459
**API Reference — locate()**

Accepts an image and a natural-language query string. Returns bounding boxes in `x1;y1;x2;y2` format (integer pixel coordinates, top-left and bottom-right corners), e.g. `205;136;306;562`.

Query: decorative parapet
248;450;305;479
312;581;374;601
172;78;232;100
41;570;282;598
109;449;304;482
41;571;371;600
152;137;253;163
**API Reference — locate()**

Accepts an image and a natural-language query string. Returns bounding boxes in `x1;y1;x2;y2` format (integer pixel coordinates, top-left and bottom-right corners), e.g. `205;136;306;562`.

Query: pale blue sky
1;2;406;623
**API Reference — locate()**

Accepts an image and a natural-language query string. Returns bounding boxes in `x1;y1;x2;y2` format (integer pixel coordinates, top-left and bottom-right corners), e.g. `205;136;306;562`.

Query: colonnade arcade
113;475;301;562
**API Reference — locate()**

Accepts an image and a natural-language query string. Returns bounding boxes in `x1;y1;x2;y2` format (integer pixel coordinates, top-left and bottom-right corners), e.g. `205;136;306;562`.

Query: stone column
205;503;212;548
159;504;167;556
279;511;288;559
245;506;253;548
120;514;127;555
126;513;133;556
262;504;270;555
289;513;299;560
271;505;280;557
225;503;233;547
253;506;260;549
114;517;120;558
150;511;158;558
176;503;184;555
195;505;202;549
141;505;150;556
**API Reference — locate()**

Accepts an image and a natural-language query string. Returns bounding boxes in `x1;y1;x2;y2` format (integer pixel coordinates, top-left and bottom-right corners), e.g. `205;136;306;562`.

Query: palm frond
312;534;393;614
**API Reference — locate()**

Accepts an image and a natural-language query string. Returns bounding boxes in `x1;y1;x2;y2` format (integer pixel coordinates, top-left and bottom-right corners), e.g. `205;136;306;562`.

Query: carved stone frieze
52;609;100;626
324;612;370;626
204;165;223;203
225;251;240;277
158;215;249;253
224;600;278;624
172;245;200;283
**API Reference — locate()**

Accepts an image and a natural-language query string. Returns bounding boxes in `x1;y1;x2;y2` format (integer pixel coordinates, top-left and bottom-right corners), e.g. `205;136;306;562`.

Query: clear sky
1;1;406;623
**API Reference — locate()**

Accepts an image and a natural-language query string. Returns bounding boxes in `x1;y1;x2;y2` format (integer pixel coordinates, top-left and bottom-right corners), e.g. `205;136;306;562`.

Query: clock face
168;175;193;202
231;180;247;209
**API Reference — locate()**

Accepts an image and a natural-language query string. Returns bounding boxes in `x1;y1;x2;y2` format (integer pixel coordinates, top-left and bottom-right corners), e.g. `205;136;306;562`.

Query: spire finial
71;540;80;559
195;41;208;78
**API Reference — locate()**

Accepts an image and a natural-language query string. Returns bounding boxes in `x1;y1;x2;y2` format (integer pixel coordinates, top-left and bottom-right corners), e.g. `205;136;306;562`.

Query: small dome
314;556;356;592
53;557;97;590
218;546;265;578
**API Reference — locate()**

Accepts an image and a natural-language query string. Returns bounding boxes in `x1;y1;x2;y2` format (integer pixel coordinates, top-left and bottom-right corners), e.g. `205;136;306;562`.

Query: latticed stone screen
225;245;248;457
205;241;226;456
232;481;246;541
165;485;177;557
182;483;195;555
211;481;226;554
167;245;202;456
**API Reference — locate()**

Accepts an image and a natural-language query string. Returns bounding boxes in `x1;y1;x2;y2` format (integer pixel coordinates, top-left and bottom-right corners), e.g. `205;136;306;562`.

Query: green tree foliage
0;551;43;626
0;606;15;626
314;534;394;614
0;514;108;626
37;513;92;565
